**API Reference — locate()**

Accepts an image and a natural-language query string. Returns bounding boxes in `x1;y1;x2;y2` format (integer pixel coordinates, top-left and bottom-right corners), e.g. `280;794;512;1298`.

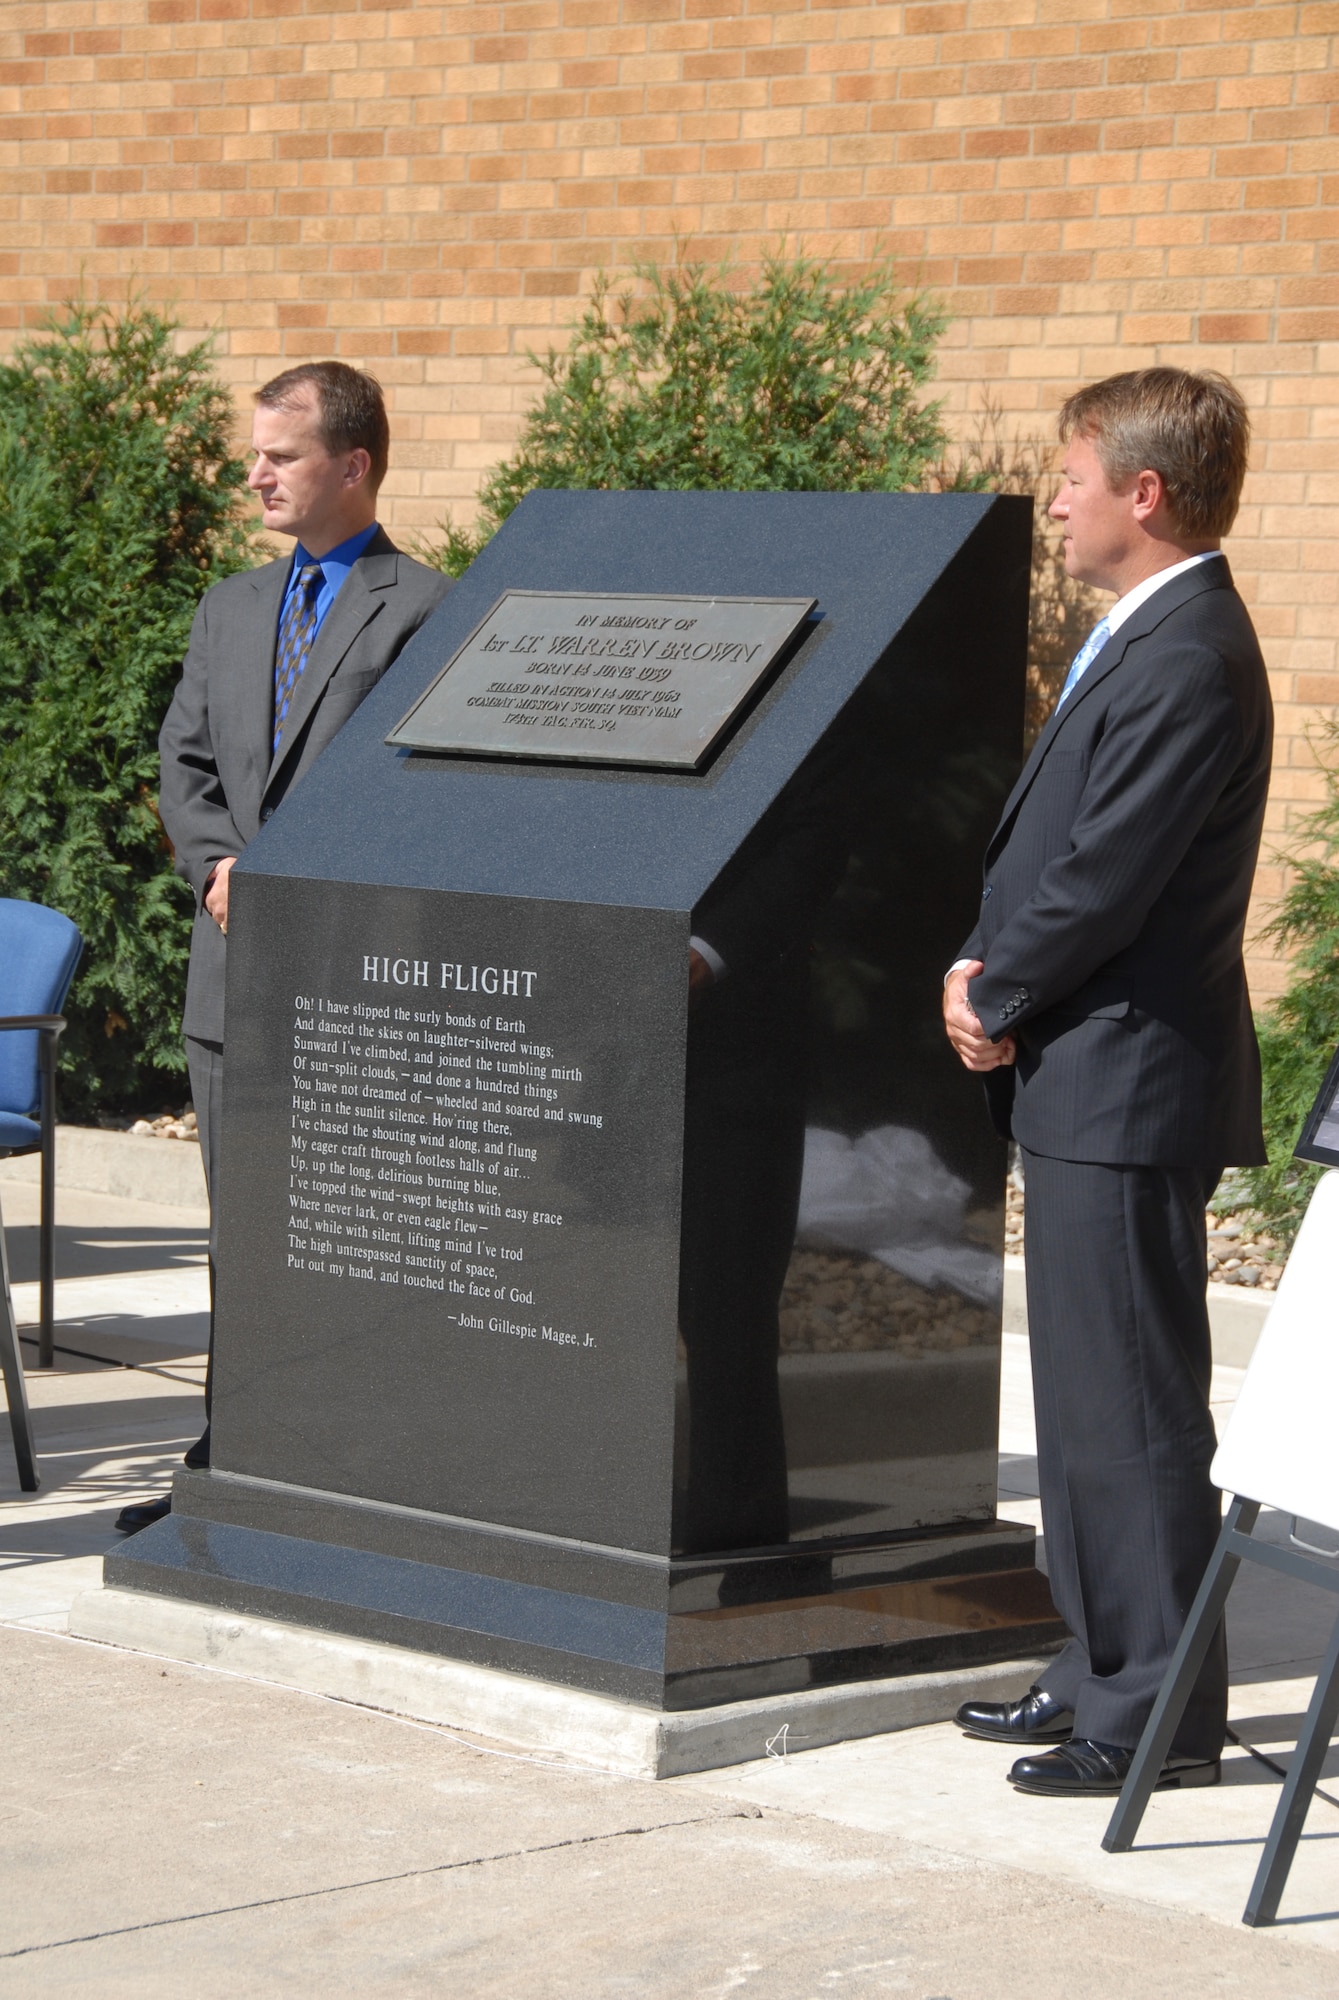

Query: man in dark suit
944;368;1272;1795
115;362;451;1532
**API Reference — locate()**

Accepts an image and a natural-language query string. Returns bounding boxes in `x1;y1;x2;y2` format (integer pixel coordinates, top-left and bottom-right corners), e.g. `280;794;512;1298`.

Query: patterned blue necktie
1055;615;1111;711
273;560;323;752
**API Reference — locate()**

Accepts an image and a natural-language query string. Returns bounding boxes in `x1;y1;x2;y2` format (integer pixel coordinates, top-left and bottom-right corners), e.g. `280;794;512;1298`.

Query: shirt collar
1104;550;1218;636
291;521;380;589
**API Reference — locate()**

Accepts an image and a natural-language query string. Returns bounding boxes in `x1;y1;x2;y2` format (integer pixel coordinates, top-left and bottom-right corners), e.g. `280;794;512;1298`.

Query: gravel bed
126;1110;198;1141
779;1249;995;1357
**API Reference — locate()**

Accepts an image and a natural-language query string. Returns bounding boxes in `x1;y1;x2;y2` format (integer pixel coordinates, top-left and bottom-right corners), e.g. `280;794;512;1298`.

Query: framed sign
386;589;817;772
1294;1042;1339;1169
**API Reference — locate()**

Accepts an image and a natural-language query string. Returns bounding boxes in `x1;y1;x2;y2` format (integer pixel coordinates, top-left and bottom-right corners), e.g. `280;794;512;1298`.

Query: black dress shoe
114;1494;171;1535
183;1424;211;1470
1009;1738;1220;1797
955;1685;1075;1744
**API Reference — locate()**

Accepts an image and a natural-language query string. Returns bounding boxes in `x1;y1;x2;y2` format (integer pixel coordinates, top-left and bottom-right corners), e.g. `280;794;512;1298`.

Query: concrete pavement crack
0;1810;757;1960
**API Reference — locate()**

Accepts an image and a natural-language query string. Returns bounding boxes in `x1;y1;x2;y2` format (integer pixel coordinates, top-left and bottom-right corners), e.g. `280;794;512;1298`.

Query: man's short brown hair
1058;367;1250;540
255;362;390;490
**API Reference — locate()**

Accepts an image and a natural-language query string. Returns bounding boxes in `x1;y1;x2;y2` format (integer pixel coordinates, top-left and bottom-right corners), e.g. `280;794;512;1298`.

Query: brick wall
3;0;1337;996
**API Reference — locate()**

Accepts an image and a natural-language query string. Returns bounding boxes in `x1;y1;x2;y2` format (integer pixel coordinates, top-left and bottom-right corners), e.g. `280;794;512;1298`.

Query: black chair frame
0;1181;38;1491
1104;1494;1339;1927
0;1012;67;1370
0;1011;66;1491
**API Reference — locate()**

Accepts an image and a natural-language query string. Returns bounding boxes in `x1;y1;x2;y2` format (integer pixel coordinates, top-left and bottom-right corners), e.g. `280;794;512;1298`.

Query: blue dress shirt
278;521;380;638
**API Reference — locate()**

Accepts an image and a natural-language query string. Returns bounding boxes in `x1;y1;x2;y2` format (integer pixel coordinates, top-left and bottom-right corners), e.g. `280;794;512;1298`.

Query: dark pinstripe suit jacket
159;528;452;1044
961;554;1272;1169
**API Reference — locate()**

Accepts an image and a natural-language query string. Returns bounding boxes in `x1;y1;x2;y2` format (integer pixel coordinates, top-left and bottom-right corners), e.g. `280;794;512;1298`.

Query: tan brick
1102;118;1176;151
1200;312;1273;343
1106;51;1176;85
905;3;967;29
1033;122;1103;156
962;127;1027;158
1245;176;1321;209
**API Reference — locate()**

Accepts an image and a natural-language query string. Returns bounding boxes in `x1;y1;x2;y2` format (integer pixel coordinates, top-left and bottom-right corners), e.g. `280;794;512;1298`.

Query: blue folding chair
0;898;83;1490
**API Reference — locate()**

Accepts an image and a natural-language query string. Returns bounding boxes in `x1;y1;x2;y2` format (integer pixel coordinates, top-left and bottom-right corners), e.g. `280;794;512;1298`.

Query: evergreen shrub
423;254;955;576
0;299;252;1118
424;256;1094;751
1242;717;1339;1241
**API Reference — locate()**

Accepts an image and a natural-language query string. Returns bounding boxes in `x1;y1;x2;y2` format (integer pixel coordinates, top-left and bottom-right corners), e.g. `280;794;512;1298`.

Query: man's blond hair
1058;367;1250;540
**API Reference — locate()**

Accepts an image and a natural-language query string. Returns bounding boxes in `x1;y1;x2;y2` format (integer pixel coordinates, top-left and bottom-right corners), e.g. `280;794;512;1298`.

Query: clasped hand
204;857;236;934
943;960;1016;1073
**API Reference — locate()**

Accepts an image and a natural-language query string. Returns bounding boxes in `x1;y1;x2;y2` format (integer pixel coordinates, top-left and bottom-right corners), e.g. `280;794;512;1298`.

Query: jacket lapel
985;554;1234;863
264;529;400;795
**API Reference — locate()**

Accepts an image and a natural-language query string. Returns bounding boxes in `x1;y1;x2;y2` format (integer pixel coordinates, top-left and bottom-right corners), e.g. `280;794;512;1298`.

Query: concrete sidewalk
0;1181;209;1625
3;1182;1337;1996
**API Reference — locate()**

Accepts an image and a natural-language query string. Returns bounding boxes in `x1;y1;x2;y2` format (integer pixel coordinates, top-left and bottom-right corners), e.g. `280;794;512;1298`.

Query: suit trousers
1021;1148;1227;1759
185;1034;223;1424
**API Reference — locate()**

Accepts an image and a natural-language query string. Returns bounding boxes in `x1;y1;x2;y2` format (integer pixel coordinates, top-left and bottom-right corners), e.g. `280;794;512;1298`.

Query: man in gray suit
116;362;451;1531
944;369;1272;1795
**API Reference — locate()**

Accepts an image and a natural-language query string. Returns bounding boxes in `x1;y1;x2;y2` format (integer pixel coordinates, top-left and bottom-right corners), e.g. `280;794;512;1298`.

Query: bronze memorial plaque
385;590;817;770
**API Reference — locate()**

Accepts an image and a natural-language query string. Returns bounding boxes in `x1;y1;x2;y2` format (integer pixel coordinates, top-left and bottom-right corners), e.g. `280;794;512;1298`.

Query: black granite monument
111;490;1064;1705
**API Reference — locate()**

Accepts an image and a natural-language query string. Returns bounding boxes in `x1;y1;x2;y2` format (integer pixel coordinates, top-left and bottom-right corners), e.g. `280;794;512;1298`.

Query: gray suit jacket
960;555;1272;1169
159;528;452;1043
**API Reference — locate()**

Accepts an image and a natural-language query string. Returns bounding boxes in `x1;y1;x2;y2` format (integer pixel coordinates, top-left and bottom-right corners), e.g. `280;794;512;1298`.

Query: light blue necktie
1055;615;1111;710
272;561;323;752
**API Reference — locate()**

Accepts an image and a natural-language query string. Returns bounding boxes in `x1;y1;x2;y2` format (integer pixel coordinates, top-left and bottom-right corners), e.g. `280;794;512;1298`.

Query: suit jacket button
981;884;993;900
260;805;273;823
